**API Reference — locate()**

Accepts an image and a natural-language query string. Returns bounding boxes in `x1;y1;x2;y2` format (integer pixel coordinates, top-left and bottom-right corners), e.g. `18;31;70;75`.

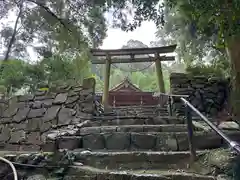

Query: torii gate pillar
155;53;165;93
102;55;111;110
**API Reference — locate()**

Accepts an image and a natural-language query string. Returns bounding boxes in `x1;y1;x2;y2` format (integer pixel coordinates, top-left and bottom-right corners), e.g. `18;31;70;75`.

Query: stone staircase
0;78;239;179
66;105;240;180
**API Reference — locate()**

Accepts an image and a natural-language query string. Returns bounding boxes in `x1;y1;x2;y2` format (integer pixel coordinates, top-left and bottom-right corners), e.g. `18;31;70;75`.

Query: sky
100;21;157;49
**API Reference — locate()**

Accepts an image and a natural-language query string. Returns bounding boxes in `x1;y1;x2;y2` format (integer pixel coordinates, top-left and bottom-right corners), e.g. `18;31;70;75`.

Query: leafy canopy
0;0;107;58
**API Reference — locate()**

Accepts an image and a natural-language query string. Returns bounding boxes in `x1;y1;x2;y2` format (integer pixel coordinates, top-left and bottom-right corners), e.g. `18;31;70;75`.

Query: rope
0;156;18;180
111;54;155;73
112;62;154;72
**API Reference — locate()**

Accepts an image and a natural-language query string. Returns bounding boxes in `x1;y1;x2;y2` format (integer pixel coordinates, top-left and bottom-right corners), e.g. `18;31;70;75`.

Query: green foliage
186;55;230;78
0;0;107;59
0;60;29;95
96;66;170;92
186;65;225;77
0;53;92;96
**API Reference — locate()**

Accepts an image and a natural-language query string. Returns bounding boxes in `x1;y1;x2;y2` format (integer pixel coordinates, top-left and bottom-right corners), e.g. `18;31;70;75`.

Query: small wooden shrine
96;78;162;107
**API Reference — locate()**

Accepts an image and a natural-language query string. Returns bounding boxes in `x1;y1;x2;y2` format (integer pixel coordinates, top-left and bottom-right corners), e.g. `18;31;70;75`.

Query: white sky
101;21;157;49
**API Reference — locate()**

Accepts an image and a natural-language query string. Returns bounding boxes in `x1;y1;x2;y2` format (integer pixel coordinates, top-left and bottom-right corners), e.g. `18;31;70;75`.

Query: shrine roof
110;78;142;92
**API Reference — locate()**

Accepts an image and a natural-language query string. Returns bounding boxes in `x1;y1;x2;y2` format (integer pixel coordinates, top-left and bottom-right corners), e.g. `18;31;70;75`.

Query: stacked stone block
170;73;230;117
0;79;96;151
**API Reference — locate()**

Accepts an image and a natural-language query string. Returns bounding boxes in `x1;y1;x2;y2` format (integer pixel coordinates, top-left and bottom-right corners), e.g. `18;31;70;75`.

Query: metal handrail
153;92;189;98
181;97;240;154
155;92;240;161
0;156;18;180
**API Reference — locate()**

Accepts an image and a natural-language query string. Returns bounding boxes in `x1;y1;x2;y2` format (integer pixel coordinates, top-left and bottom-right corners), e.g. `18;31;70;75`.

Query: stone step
89;116;185;126
70;165;215;180
0;150;216;180
123;108;169;116
80;131;240;151
57;130;240;151
80;124;190;135
74;150;207;170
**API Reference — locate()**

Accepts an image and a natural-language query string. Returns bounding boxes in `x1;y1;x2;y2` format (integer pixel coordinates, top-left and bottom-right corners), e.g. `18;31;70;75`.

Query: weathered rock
45;127;79;140
18;94;34;102
41;99;53;107
216;175;231;180
156;133;178;151
27;108;46;118
31;101;43;109
76;120;92;128
26;132;42;145
10;122;27;131
80;127;101;135
9;130;26;143
5;144;20;151
41;141;56;151
0;118;12;124
66;96;79;105
191;148;240;178
12;107;30;123
35;92;56;100
83;77;95;89
177;132;223;151
53;93;68;104
193;121;211;131
35;90;46;96
101;126;117;133
27;118;43;131
43;106;61;122
131;133;156;150
2;107;18;118
57;136;82;150
104;132;131;150
218;121;240;130
58;108;76;125
82;134;105;150
26;175;46;180
117;125;143;132
41;120;55;132
20;144;40;151
0;126;11;142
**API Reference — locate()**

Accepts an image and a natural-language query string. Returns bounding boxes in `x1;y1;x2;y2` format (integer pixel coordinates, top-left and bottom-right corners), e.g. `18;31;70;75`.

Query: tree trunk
226;36;240;120
3;5;23;61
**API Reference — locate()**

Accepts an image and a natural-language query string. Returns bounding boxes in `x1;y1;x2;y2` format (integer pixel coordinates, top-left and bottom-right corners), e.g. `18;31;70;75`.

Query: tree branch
27;0;72;32
3;1;23;61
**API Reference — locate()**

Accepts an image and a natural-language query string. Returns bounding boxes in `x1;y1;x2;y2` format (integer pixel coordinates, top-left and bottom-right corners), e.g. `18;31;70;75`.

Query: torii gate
90;44;177;110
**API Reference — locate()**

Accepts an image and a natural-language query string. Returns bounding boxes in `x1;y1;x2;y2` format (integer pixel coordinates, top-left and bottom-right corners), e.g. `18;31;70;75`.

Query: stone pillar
155;53;165;93
102;55;111;110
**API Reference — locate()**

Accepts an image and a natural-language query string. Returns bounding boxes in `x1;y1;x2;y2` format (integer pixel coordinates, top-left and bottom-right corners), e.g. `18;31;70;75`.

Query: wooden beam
155;53;165;94
91;45;177;57
102;55;111;111
91;56;175;64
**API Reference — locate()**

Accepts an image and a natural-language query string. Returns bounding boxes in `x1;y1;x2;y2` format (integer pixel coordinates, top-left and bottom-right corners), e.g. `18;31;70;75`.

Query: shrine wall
170;73;230;117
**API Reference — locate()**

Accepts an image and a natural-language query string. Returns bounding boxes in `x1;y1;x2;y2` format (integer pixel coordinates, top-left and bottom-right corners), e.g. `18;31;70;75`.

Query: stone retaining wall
0;78;96;151
170;73;230;117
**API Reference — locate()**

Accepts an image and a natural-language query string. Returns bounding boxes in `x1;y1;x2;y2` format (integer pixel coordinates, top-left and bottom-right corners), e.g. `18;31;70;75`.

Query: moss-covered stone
189;148;240;179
